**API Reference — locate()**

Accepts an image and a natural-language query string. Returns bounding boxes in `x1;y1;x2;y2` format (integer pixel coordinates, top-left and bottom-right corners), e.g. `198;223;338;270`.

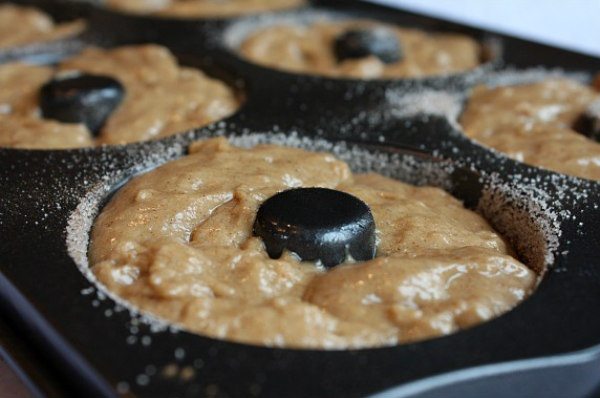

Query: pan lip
0;35;86;65
0;270;118;398
367;343;600;398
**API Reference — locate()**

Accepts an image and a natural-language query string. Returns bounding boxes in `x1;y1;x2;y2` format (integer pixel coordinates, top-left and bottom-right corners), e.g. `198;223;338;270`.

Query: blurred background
371;0;600;57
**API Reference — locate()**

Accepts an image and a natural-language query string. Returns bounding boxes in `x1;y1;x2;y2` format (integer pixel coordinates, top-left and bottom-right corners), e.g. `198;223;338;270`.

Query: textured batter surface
106;0;306;17
0;3;83;49
0;45;239;149
239;19;481;79
461;78;600;180
89;138;535;349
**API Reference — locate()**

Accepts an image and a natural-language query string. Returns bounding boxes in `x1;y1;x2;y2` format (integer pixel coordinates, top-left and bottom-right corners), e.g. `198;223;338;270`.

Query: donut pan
1;1;600;397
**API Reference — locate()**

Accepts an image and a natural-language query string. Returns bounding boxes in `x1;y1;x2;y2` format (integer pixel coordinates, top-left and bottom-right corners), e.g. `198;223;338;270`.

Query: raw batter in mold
106;0;306;18
89;138;535;349
239;19;481;79
0;45;239;149
0;3;84;49
461;78;600;180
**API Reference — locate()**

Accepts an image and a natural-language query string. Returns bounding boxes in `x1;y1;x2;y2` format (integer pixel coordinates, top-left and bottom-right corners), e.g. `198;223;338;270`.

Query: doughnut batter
239;20;481;79
461;78;600;180
0;3;84;49
0;45;239;149
106;0;305;18
89;138;535;349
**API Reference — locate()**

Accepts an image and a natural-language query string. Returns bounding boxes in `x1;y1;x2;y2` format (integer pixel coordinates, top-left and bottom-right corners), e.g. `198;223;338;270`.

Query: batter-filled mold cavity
459;68;600;181
225;10;501;81
0;44;244;149
68;133;559;350
0;1;88;63
0;2;85;50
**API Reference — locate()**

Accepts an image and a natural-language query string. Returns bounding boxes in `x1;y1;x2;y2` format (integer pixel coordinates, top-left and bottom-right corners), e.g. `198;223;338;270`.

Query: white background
369;0;600;57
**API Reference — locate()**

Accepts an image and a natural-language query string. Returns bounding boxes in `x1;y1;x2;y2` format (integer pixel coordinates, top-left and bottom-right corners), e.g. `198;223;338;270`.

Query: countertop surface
0;358;31;398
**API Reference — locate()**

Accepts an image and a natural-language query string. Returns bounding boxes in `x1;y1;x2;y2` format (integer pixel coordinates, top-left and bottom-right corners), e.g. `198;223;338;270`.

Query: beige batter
461;78;600;181
239;20;481;79
89;138;535;349
0;3;84;49
106;0;306;17
0;45;239;149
